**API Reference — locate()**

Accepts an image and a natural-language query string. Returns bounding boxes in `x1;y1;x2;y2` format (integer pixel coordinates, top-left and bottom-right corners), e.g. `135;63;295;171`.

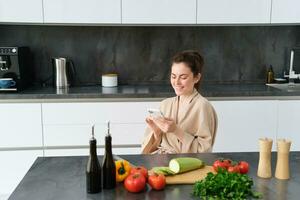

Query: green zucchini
151;166;176;176
169;157;205;174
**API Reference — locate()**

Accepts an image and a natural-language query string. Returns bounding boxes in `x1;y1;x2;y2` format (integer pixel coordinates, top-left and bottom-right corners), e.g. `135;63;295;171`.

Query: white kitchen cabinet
122;0;196;24
211;100;277;152
271;0;300;24
0;0;43;23
197;0;271;24
44;147;141;156
277;100;300;151
42;102;159;125
42;102;159;154
43;0;121;24
42;100;281;153
0;103;43;148
43;123;146;146
0;150;42;198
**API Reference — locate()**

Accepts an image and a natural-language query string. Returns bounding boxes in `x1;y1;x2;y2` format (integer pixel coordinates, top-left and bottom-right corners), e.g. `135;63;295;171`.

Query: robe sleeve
179;101;217;153
141;126;162;154
141;102;167;154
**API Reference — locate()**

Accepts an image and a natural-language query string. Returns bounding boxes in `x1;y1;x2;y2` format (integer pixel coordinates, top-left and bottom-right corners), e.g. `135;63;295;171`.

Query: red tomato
148;172;166;190
124;173;146;193
130;166;148;179
213;159;232;171
228;165;240;173
223;159;232;168
238;161;249;174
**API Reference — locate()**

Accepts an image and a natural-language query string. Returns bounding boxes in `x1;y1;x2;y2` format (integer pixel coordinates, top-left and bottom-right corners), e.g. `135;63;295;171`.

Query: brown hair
171;50;204;89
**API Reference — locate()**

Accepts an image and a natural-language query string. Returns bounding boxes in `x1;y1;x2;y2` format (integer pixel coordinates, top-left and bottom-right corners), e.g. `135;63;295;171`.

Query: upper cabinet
2;0;300;25
197;0;271;24
0;0;43;23
271;0;300;24
122;0;197;24
43;0;121;24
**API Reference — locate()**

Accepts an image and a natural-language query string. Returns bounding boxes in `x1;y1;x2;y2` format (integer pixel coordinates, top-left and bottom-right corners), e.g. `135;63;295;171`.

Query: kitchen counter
1;83;300;102
9;152;300;200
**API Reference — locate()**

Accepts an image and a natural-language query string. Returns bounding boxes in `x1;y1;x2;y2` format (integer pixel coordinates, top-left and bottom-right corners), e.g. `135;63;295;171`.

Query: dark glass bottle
86;125;101;193
102;121;116;189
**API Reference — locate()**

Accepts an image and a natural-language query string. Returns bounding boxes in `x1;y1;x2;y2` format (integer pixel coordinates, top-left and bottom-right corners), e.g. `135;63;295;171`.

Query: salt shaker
275;139;292;180
257;138;273;178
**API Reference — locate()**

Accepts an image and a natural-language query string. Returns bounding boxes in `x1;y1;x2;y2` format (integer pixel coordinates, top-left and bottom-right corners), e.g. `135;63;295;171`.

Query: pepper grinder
275;139;292;180
257;138;273;178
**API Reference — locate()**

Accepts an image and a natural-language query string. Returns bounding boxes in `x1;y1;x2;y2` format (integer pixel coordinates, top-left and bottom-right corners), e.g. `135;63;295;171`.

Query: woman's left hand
151;117;177;133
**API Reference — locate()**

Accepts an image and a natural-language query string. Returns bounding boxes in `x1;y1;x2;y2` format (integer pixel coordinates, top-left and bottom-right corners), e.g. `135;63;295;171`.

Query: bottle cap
106;121;110;136
90;124;96;141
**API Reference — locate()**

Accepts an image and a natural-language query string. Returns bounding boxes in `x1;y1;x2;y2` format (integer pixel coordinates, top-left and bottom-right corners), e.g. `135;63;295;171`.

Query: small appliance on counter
0;47;33;91
52;57;76;88
102;73;118;87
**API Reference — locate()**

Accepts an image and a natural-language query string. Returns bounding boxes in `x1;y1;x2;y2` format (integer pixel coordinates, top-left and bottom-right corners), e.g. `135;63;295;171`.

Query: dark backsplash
0;25;299;86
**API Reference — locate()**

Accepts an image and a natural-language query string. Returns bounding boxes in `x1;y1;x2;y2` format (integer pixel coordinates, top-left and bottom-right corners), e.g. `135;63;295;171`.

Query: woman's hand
151;117;177;133
152;117;184;141
146;117;162;140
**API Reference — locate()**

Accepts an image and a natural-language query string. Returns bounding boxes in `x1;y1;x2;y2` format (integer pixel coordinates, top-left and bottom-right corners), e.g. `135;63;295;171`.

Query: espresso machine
0;47;33;91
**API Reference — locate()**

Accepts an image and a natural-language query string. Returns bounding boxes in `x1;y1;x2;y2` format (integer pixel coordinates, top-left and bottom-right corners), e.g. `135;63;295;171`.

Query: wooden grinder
275;139;292;180
257;138;273;178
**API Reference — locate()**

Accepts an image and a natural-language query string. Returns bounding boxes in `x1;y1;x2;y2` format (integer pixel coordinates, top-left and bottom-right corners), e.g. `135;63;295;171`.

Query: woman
141;50;217;154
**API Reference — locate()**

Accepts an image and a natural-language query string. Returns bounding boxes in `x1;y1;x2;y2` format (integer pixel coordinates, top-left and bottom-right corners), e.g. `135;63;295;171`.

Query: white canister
102;74;118;87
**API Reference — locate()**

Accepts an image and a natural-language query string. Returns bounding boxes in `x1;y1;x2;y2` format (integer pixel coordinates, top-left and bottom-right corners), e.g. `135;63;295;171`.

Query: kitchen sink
267;83;300;92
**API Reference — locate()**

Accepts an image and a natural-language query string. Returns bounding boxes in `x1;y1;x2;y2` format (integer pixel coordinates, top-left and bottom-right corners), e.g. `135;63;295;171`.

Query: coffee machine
0;47;33;91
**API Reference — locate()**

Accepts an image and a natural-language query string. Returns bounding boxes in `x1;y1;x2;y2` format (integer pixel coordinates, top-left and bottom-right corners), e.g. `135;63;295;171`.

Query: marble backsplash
0;25;299;86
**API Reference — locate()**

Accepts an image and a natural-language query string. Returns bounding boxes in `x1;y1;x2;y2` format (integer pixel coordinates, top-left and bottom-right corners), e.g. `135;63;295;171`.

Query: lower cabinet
0;150;43;198
277;100;300;151
0;103;43;148
43;123;146;147
211;100;277;152
0;103;43;197
41;102;159;156
44;147;141;157
1;99;299;198
41;100;284;154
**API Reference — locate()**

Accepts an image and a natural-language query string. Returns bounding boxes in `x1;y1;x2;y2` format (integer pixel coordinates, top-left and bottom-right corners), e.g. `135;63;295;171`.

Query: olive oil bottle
86;125;102;193
102;121;116;189
266;65;275;83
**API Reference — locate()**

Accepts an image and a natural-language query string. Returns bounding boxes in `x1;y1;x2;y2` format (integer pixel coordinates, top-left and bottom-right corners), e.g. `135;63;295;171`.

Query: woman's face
170;62;200;96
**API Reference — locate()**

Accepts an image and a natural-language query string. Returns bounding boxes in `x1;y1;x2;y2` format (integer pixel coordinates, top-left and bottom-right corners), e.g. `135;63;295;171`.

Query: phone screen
147;108;164;118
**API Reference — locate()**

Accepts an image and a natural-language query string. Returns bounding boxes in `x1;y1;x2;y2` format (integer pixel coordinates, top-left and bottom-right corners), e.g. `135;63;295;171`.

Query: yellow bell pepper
115;160;131;182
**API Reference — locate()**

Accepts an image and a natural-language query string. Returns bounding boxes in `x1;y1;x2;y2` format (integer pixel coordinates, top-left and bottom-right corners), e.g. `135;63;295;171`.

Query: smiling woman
142;50;218;154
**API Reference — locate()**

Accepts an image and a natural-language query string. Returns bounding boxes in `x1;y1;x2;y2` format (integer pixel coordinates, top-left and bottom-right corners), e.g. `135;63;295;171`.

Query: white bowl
102;74;118;87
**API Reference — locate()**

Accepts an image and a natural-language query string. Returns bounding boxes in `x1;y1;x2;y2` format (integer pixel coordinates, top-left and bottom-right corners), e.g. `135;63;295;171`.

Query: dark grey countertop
9;152;300;200
1;83;300;102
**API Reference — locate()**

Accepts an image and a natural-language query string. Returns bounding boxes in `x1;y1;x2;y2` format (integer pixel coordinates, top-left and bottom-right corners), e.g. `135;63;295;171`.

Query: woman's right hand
146;117;162;140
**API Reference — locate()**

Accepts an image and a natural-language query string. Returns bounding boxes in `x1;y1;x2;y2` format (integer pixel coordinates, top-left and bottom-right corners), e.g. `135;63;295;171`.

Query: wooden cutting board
166;166;214;184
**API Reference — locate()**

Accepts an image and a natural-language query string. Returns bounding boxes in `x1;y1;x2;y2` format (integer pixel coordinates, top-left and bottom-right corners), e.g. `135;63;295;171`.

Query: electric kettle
52;57;75;88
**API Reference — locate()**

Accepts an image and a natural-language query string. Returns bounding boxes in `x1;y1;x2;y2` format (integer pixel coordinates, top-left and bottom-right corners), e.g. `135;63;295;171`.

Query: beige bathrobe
141;89;217;154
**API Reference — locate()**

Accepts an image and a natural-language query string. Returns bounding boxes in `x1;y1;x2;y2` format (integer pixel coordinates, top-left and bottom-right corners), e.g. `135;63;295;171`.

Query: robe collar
176;88;199;105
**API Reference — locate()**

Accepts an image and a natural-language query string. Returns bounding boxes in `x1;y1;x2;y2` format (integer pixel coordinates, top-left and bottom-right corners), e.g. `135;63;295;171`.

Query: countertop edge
1;96;300;103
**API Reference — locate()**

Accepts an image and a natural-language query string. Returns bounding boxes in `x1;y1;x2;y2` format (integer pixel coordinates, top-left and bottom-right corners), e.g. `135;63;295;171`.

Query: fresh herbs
192;169;262;200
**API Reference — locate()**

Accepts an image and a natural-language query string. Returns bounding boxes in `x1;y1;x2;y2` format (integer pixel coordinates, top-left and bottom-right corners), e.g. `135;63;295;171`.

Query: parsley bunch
192;169;262;200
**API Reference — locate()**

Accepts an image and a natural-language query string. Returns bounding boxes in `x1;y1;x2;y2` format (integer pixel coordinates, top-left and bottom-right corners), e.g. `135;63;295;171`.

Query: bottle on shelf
102;121;116;189
86;125;102;193
266;65;275;84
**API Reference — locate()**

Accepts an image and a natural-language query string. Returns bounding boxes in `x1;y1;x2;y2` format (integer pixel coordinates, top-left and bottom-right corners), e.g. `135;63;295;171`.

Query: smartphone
147;108;164;118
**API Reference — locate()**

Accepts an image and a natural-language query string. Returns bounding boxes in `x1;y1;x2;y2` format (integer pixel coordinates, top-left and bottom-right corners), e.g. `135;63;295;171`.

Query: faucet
284;49;300;83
